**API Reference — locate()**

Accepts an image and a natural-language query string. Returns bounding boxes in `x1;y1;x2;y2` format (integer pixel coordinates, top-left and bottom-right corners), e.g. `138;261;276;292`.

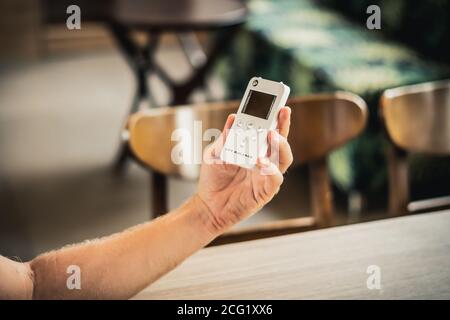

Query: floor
0;44;315;261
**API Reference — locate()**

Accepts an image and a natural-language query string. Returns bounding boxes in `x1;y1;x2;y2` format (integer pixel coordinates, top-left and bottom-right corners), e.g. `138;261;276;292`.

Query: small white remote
220;77;290;168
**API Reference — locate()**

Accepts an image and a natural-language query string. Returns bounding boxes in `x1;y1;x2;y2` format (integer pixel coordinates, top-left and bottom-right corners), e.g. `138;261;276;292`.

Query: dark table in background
108;0;247;170
41;0;248;170
110;0;247;109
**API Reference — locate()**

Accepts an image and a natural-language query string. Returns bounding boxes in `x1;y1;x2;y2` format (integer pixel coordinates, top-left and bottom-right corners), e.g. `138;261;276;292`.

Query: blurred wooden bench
128;92;367;244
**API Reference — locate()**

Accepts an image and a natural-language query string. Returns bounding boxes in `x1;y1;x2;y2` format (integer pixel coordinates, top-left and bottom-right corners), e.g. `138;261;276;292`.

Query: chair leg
386;144;409;216
112;81;145;174
151;172;168;219
110;25;159;174
348;190;364;223
113;142;130;175
309;158;333;227
171;26;241;105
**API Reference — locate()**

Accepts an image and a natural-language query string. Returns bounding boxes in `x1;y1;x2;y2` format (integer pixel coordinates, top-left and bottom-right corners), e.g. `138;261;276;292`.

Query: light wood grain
133;210;450;299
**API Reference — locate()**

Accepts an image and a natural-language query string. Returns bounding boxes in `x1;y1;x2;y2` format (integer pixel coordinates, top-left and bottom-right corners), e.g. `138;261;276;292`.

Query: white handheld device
220;77;290;168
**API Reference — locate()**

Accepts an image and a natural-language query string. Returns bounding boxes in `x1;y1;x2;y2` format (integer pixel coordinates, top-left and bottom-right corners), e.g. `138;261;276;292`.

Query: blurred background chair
127;92;367;244
10;0;450;214
128;100;235;216
214;0;450;212
380;80;450;216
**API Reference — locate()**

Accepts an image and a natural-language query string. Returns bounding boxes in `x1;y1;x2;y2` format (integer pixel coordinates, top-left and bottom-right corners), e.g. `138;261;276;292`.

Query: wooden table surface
133;210;450;299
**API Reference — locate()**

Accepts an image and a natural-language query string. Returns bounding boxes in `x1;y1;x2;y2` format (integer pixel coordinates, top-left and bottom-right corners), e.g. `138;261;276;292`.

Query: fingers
206;111;294;173
223;113;235;137
208;114;235;159
268;130;293;174
256;157;284;197
215;113;236;152
215;113;235;153
277;106;291;138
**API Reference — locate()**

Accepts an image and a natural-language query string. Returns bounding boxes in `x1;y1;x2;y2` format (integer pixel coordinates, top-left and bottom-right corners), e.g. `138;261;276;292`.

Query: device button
257;126;263;132
236;120;243;128
246;122;254;129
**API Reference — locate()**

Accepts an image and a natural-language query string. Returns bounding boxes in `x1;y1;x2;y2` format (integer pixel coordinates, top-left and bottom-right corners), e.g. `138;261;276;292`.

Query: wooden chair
127;92;368;244
380;80;450;216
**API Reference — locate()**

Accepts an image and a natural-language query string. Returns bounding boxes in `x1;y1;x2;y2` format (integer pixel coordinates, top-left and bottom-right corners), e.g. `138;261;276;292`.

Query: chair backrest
128;92;368;177
288;92;368;165
128;101;238;178
381;80;450;155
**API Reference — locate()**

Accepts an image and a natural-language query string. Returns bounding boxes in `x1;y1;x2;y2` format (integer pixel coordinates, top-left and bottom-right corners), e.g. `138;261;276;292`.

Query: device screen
241;90;276;119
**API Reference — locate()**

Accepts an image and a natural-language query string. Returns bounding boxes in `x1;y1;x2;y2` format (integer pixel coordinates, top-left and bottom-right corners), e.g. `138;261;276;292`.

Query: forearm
29;195;217;299
0;256;33;299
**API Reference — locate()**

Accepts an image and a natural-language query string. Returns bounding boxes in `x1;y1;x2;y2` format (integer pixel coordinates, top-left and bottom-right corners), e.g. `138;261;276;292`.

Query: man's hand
196;107;293;235
4;107;292;300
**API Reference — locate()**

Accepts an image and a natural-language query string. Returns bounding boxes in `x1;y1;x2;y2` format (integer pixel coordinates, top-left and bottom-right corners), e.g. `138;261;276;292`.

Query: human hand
195;107;293;236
